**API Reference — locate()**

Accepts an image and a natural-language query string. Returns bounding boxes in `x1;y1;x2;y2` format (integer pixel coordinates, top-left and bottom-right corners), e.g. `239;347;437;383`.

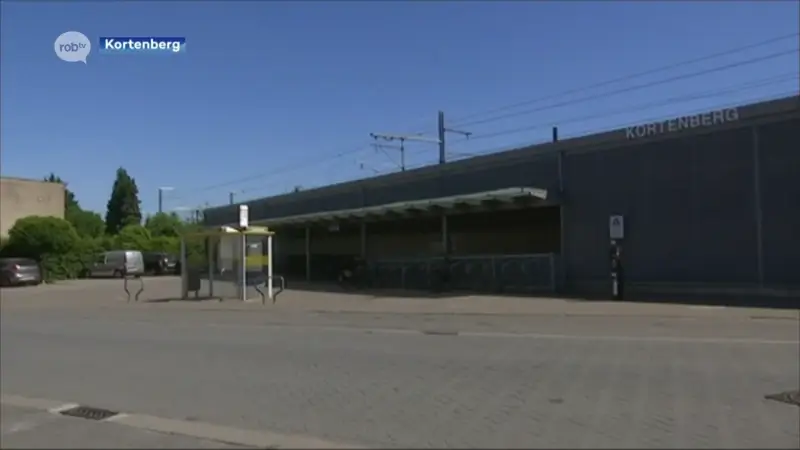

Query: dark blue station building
204;96;799;300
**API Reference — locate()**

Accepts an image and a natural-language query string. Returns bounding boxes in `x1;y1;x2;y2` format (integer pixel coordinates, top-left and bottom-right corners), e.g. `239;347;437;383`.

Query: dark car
0;258;43;287
142;252;180;275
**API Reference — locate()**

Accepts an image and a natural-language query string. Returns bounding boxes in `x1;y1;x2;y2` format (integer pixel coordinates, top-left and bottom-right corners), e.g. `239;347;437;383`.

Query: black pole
438;111;446;164
400;139;406;171
552;126;559;143
229;192;234;205
158;189;163;214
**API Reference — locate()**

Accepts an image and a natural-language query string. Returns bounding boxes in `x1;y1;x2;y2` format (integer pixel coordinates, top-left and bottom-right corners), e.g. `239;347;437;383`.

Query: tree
115;224;152;251
3;216;88;281
144;212;183;238
105;167;142;235
66;208;105;238
44;173;106;237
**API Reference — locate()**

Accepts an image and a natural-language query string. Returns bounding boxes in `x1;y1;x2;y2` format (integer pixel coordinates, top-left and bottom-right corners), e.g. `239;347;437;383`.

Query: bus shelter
179;225;283;303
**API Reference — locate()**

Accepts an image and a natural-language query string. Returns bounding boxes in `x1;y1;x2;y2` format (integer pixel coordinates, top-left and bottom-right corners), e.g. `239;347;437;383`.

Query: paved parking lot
2;280;798;448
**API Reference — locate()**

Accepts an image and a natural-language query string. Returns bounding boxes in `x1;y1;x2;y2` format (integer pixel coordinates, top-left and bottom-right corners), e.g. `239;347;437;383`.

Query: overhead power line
448;90;798;161
456;48;799;128
176;33;798;202
448;72;799;146
445;32;800;127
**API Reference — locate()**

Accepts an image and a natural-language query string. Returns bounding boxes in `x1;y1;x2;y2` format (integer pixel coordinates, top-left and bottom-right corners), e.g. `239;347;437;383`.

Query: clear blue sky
2;1;798;216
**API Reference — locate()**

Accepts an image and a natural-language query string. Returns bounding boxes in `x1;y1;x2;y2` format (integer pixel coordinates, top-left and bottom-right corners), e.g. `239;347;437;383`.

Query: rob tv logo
54;31;91;63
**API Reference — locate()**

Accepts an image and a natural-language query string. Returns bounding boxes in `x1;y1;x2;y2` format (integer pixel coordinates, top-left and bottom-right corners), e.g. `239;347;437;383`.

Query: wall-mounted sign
609;215;624;240
625;108;739;140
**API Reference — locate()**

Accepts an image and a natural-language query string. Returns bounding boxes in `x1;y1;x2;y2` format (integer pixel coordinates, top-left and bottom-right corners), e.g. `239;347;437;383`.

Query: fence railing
366;253;558;294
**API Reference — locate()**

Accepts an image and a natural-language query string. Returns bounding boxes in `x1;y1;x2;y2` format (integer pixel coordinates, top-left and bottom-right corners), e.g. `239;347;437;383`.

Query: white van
87;250;145;278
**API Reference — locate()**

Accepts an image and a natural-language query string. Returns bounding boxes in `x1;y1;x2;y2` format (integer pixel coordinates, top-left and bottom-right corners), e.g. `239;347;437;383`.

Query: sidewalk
0;403;248;449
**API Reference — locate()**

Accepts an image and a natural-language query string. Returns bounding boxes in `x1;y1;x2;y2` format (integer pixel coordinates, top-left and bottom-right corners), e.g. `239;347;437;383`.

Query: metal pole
557;149;565;292
360;221;367;258
180;237;187;299
752;126;764;286
240;233;247;301
400;139;406;172
304;226;311;281
441;214;449;255
438;111;446;164
229;192;235;205
207;236;214;298
267;234;274;300
158;189;163;214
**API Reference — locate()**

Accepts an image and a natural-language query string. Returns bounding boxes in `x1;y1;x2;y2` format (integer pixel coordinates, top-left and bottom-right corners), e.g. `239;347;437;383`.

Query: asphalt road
1;304;798;449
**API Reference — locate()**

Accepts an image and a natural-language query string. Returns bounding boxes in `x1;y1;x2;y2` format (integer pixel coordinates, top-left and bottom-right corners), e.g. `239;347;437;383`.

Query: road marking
64;318;796;346
1;394;364;449
457;331;799;345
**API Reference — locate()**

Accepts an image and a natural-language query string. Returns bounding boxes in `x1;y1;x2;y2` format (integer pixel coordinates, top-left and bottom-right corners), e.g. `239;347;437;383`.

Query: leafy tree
115;224;152;251
3;216;87;281
66;208;105;238
5;216;79;256
145;212;184;238
105;167;142;234
44;173;105;237
149;235;180;255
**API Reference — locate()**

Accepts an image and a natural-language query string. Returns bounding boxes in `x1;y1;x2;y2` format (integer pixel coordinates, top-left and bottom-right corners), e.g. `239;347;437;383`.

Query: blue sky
1;1;798;216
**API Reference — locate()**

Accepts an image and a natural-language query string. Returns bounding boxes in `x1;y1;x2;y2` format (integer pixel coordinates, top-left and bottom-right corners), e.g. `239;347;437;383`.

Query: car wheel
113;270;123;278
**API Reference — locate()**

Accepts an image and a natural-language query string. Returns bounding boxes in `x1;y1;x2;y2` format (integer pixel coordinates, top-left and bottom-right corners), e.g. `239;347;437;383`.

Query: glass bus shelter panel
214;234;243;300
243;235;269;302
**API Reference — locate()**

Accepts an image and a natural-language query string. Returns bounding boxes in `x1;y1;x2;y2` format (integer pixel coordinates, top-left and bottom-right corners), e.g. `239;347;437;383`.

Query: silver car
0;258;43;286
87;250;145;278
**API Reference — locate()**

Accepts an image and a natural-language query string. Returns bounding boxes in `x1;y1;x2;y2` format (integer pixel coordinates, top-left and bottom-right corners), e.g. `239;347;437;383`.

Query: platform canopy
182;225;275;237
248;186;549;227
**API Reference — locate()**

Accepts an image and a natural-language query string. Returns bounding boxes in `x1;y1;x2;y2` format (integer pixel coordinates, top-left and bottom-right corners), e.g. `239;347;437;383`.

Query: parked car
86;250;145;278
142;252;180;275
0;257;43;287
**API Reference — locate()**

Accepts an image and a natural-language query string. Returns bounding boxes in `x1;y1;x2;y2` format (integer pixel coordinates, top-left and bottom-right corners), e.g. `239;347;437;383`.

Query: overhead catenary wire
446;72;800;147
443;32;800;127
455;48;799;128
173;33;799;203
214;77;798;203
446;90;799;162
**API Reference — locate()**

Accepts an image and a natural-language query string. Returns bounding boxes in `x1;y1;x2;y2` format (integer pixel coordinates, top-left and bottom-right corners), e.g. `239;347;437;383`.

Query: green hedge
2;217;184;283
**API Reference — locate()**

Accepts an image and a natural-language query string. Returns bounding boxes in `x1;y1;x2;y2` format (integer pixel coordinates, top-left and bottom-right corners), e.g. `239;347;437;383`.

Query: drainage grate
765;390;800;407
59;405;119;421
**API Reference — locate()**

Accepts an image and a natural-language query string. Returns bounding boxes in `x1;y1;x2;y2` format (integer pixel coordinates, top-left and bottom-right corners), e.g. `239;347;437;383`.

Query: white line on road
456;331;800;345
200;321;799;345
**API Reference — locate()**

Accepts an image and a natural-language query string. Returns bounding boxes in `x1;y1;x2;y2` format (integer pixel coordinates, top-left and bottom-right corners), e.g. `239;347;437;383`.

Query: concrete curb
0;394;364;449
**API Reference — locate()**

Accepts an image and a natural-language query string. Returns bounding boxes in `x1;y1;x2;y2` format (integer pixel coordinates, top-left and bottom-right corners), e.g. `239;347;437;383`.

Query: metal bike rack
123;276;145;302
254;275;286;305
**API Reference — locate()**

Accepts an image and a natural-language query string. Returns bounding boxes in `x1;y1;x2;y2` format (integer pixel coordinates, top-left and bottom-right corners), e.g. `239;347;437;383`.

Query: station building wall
561;114;800;293
205;96;799;292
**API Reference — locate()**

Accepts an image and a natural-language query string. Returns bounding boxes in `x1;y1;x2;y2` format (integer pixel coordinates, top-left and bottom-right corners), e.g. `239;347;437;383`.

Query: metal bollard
123;276;145;302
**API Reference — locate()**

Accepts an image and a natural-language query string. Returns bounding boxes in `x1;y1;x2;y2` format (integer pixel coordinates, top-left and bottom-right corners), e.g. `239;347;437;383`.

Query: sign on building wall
625;108;740;140
609;215;625;240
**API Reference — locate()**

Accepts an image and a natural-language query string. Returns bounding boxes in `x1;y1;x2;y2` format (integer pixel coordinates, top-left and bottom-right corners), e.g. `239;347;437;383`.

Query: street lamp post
158;186;174;214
